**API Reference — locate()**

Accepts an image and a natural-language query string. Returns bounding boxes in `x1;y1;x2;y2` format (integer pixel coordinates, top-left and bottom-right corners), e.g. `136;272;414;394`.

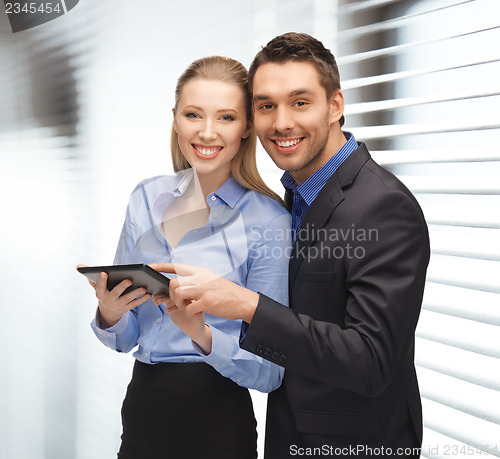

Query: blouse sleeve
196;211;291;393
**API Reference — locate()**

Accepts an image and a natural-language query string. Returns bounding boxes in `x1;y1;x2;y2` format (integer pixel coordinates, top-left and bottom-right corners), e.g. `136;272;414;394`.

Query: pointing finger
150;262;196;276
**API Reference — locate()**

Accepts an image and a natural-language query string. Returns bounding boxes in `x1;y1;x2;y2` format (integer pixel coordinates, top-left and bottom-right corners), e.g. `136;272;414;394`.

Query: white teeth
195;146;220;156
276;139;301;147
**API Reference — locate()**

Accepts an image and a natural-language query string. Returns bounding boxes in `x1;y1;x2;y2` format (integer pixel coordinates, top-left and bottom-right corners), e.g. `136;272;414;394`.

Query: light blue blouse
91;170;291;393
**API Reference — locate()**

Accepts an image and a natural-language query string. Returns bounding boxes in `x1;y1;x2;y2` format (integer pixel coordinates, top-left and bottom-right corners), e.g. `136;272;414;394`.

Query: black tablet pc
77;264;170;296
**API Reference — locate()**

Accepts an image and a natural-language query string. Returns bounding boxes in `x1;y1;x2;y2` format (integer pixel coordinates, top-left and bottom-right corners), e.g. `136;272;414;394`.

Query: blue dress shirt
91;170;291;393
281;131;358;241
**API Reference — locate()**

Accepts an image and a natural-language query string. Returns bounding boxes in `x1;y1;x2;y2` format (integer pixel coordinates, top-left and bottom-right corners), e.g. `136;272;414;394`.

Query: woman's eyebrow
216;108;238;114
182;105;238;113
182;105;203;111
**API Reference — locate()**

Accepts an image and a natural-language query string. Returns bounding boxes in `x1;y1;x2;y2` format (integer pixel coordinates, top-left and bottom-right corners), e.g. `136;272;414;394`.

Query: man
153;32;430;458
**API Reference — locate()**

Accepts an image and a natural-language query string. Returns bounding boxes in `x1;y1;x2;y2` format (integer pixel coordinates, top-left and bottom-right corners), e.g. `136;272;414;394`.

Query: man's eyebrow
253;88;312;102
289;89;311;97
253;94;271;102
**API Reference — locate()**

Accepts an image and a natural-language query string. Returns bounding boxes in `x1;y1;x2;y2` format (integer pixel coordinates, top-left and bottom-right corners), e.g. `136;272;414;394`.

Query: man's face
252;61;343;184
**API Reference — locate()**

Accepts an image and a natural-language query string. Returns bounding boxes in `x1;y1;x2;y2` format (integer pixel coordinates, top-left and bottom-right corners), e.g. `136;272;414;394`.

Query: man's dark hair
249;32;344;127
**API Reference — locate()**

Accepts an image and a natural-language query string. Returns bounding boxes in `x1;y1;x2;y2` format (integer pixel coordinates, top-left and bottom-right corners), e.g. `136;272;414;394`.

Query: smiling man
251;60;346;185
153;32;430;458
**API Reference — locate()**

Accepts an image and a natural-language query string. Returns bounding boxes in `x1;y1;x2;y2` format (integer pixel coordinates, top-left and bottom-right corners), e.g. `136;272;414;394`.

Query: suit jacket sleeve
241;188;430;397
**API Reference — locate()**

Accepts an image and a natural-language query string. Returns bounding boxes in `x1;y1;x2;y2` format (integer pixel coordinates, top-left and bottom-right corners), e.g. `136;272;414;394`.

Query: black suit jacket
241;143;430;458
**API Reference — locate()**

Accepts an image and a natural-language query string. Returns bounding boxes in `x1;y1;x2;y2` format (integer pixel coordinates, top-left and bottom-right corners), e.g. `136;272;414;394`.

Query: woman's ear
329;90;345;126
172;108;178;133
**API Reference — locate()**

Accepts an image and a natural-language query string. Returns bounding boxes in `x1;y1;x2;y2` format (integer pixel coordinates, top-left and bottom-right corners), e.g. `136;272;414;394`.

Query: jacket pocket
296;410;381;436
295;271;336;283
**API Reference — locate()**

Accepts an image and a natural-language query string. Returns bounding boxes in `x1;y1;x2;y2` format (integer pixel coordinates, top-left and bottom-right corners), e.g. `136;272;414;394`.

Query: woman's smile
192;143;223;159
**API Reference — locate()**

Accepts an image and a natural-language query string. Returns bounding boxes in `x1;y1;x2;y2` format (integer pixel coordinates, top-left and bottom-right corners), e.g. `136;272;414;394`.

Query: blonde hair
170;56;284;205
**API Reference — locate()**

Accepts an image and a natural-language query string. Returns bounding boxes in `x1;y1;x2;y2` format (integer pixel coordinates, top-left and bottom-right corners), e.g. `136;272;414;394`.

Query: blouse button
211;195;216;201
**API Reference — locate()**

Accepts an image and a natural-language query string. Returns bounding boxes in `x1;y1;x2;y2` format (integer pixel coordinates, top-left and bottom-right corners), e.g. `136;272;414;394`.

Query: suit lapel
288;143;372;288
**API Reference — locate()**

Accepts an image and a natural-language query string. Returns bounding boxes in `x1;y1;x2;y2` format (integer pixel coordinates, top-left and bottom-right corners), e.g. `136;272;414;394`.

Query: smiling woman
173;78;252;193
170;56;284;204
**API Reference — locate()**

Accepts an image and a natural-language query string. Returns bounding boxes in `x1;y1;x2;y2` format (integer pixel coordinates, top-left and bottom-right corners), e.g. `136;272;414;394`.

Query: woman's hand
77;264;152;329
153;293;212;355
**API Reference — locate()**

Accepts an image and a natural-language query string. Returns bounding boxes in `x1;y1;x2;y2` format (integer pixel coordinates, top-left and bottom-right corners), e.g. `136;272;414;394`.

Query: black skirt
117;360;258;459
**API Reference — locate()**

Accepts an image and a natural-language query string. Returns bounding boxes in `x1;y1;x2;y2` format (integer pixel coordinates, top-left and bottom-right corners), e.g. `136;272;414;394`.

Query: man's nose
273;107;295;132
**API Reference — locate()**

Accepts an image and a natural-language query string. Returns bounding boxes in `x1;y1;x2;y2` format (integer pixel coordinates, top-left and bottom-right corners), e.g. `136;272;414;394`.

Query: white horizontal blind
337;0;500;457
0;4;137;459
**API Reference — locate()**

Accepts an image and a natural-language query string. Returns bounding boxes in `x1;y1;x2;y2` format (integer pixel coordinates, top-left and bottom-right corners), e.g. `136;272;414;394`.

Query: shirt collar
148;172;246;241
164;170;246;209
280;169;297;191
280;131;357;205
172;169;194;196
212;175;247;208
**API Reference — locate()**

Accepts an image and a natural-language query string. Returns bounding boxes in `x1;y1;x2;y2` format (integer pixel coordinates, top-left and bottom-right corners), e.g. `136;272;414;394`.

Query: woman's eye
220;115;235;121
185;113;199;119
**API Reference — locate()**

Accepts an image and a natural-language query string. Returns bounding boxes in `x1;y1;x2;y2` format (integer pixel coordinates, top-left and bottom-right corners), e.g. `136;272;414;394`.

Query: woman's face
174;78;251;184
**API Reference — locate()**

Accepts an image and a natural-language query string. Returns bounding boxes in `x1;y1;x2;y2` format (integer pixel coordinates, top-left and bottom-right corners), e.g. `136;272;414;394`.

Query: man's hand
150;263;259;324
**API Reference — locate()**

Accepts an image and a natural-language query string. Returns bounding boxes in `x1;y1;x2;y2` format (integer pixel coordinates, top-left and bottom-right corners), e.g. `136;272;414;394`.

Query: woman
80;56;290;459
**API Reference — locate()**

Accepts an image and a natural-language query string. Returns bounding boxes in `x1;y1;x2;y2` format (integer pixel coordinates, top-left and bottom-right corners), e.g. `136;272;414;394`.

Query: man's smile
271;137;305;153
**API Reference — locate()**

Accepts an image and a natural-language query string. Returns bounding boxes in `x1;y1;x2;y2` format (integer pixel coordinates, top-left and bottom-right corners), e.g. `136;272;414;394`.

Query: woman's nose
199;120;217;141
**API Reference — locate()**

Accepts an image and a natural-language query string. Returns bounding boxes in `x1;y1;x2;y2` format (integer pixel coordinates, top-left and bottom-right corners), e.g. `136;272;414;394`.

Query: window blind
0;4;130;459
337;0;500;457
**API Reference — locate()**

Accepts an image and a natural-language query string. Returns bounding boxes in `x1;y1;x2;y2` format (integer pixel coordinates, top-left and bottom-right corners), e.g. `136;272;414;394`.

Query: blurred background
0;0;499;458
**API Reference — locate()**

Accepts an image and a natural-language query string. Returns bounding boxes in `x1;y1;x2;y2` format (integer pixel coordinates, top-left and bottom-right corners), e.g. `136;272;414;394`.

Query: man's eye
260;104;274;110
295;101;307;107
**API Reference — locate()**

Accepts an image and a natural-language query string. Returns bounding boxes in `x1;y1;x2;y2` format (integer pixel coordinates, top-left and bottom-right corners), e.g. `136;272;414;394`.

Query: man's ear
329;90;345;126
172;108;178;133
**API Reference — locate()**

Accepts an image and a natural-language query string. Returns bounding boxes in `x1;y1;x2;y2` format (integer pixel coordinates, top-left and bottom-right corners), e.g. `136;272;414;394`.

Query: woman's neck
196;170;231;201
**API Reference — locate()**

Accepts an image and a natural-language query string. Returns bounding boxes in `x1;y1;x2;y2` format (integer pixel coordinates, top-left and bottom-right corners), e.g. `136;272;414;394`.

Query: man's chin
273;158;306;175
